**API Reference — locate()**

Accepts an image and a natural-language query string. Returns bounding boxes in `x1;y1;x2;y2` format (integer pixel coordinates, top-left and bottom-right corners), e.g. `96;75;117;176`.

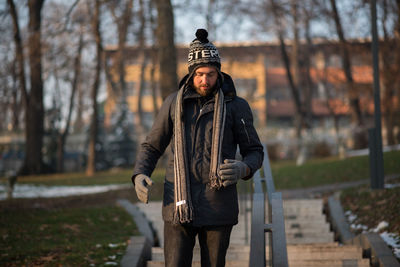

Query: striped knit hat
188;29;221;75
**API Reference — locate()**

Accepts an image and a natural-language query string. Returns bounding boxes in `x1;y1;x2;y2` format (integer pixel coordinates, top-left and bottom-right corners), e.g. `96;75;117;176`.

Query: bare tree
8;0;46;174
86;0;103;176
133;0;147;129
105;0;134;125
155;0;177;99
329;0;367;149
149;0;159;116
270;0;309;133
5;1;25;133
56;32;84;172
379;0;400;145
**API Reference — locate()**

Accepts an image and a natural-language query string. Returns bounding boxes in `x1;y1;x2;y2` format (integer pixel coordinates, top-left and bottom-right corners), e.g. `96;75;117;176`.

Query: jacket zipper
192;103;208;156
241;118;250;143
192;98;232;155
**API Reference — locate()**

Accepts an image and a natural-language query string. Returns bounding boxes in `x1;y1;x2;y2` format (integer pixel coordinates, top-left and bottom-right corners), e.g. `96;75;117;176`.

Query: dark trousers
164;221;233;267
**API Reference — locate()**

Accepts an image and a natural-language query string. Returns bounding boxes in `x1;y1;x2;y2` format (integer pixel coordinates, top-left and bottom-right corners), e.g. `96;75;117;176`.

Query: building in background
104;40;389;160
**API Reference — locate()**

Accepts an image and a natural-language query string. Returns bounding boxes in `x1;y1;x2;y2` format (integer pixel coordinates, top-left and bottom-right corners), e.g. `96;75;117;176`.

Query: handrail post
249;145;289;267
249;171;266;267
271;192;288;267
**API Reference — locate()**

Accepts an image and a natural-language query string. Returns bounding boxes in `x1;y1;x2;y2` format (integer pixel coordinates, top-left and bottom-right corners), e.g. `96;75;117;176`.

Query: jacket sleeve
131;93;176;184
232;97;264;179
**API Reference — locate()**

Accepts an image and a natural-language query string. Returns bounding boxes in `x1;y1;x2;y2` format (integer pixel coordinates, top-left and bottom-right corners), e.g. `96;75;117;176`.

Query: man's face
192;66;218;97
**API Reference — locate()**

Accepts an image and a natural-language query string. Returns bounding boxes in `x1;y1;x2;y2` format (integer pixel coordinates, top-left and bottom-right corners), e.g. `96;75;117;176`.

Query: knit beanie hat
188;29;221;75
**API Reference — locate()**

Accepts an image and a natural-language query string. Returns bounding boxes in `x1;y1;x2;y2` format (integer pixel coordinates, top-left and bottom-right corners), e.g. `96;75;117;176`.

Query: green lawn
2;150;399;191
5;168;166;186
0;204;138;266
270;150;400;190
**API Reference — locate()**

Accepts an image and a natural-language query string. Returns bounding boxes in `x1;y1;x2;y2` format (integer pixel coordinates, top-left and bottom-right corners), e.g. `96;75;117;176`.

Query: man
132;29;263;267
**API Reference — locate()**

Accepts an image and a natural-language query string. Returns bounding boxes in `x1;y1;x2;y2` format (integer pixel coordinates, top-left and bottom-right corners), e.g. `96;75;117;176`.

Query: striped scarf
173;85;226;224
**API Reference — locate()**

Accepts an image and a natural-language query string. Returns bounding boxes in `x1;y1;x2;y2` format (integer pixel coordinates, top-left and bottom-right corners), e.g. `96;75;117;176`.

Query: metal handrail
249;145;289;267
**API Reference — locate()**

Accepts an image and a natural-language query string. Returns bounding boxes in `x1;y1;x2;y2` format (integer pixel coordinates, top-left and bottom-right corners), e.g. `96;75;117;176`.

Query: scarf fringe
209;174;223;190
173;203;194;224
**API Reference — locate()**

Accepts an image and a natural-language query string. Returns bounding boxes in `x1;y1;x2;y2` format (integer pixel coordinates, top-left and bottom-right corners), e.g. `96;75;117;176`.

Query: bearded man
132;29;263;267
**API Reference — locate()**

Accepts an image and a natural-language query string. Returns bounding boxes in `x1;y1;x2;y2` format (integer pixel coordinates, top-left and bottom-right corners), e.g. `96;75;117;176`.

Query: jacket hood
178;71;237;99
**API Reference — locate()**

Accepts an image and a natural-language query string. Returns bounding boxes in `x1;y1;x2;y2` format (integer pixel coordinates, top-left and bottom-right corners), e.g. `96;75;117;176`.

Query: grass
270;150;400;190
1;150;398;191
0;204;138;266
2;168;166;186
340;178;400;236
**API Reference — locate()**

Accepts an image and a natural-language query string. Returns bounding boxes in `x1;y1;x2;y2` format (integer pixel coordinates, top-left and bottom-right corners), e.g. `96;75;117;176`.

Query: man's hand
134;174;154;203
218;159;250;187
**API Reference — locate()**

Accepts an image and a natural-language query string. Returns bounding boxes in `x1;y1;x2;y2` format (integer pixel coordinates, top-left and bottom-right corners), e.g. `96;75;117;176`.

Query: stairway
136;199;369;267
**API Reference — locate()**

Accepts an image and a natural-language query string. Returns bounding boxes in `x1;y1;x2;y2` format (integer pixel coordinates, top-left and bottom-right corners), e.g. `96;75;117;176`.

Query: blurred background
0;0;399;176
1;1;400;265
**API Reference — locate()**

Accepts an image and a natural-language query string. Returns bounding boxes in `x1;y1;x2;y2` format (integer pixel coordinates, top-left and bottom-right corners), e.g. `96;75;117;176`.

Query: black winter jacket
132;73;263;226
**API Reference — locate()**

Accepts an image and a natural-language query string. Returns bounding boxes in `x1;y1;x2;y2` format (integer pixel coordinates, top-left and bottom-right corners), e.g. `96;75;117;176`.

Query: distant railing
249;145;289;267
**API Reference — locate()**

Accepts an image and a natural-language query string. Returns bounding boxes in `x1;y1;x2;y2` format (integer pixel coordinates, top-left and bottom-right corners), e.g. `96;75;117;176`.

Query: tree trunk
18;0;46;174
10;60;21;131
136;0;148;133
7;0;28;107
380;0;400;145
270;0;307;129
270;0;309;165
86;0;102;176
74;84;84;132
155;0;177;99
149;0;159;115
57;32;83;172
114;0;133;125
329;0;366;149
303;5;314;125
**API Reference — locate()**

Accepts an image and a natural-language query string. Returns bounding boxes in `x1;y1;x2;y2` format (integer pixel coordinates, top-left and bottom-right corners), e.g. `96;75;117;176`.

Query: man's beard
194;83;217;97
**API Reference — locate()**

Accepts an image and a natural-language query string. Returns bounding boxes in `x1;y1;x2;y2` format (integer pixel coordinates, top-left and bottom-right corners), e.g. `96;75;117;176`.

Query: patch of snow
104;262;118;266
345;212;400;259
385;183;400;189
108;255;117;260
380;232;400;259
373;221;389;232
346;144;400;157
0;184;131;200
108;243;122;248
350;223;368;230
345;210;358;223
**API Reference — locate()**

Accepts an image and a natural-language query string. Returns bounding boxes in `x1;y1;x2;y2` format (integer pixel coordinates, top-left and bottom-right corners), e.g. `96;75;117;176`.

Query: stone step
233;226;331;235
147;260;248;267
287;259;370;267
147;259;369;267
136;199;335;247
151;244;365;261
283;214;327;220
284;221;330;229
229;237;334;245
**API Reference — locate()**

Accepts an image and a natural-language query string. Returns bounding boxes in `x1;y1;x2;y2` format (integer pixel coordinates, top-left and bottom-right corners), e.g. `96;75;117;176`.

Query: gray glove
134;174;153;203
218;159;250;187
